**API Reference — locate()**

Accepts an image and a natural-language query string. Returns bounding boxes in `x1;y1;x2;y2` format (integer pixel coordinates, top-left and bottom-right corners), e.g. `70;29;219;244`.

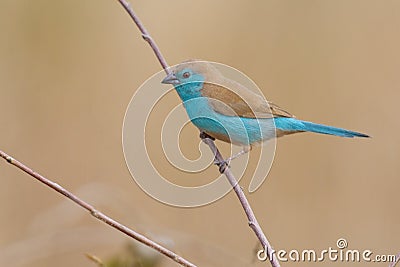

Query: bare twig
117;0;170;74
0;150;196;267
115;1;280;266
200;133;280;267
389;253;400;267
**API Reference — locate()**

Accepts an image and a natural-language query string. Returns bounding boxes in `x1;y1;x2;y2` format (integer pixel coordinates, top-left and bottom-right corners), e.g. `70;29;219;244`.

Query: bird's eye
182;72;191;78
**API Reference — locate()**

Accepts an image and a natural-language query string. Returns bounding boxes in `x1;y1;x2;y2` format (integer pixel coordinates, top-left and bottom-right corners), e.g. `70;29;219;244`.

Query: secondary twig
115;1;280;266
0;150;196;267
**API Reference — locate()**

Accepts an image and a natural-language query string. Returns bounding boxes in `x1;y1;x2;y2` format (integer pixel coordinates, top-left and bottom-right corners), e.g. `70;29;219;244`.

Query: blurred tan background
0;0;399;266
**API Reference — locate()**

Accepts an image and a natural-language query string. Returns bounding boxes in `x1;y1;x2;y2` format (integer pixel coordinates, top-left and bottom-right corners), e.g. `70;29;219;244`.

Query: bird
161;60;369;169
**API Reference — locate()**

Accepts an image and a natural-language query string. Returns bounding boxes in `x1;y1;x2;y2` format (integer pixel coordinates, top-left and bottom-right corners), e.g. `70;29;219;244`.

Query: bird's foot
199;132;227;172
214;159;230;173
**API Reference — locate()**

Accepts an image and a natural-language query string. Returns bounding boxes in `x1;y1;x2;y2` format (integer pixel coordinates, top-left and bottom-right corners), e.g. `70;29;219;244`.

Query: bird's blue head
161;60;211;102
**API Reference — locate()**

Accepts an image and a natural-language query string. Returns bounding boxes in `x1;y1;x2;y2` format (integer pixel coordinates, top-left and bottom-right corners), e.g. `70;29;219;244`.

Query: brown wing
268;101;294;118
201;79;294;119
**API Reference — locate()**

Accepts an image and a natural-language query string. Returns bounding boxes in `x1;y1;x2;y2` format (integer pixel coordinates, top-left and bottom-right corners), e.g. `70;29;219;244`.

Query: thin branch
0;150;196;267
117;0;170;74
115;1;280;266
200;133;280;267
389;253;400;267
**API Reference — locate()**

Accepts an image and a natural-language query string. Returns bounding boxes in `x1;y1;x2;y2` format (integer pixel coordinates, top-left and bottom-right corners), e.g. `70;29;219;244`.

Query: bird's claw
215;159;230;173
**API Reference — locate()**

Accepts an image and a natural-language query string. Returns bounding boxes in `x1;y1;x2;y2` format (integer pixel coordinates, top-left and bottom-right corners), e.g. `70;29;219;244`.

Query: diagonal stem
116;0;170;74
115;1;280;266
200;133;280;267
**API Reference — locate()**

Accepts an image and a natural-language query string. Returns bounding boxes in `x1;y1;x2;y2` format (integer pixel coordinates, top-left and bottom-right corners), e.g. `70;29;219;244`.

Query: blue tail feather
274;118;369;138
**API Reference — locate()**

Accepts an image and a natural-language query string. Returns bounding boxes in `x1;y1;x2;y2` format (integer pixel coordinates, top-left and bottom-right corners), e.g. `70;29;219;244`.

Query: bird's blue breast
181;96;275;145
174;81;276;145
174;82;204;102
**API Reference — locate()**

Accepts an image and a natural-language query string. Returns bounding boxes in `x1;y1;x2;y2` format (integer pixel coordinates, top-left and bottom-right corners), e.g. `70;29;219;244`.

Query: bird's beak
161;73;180;85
